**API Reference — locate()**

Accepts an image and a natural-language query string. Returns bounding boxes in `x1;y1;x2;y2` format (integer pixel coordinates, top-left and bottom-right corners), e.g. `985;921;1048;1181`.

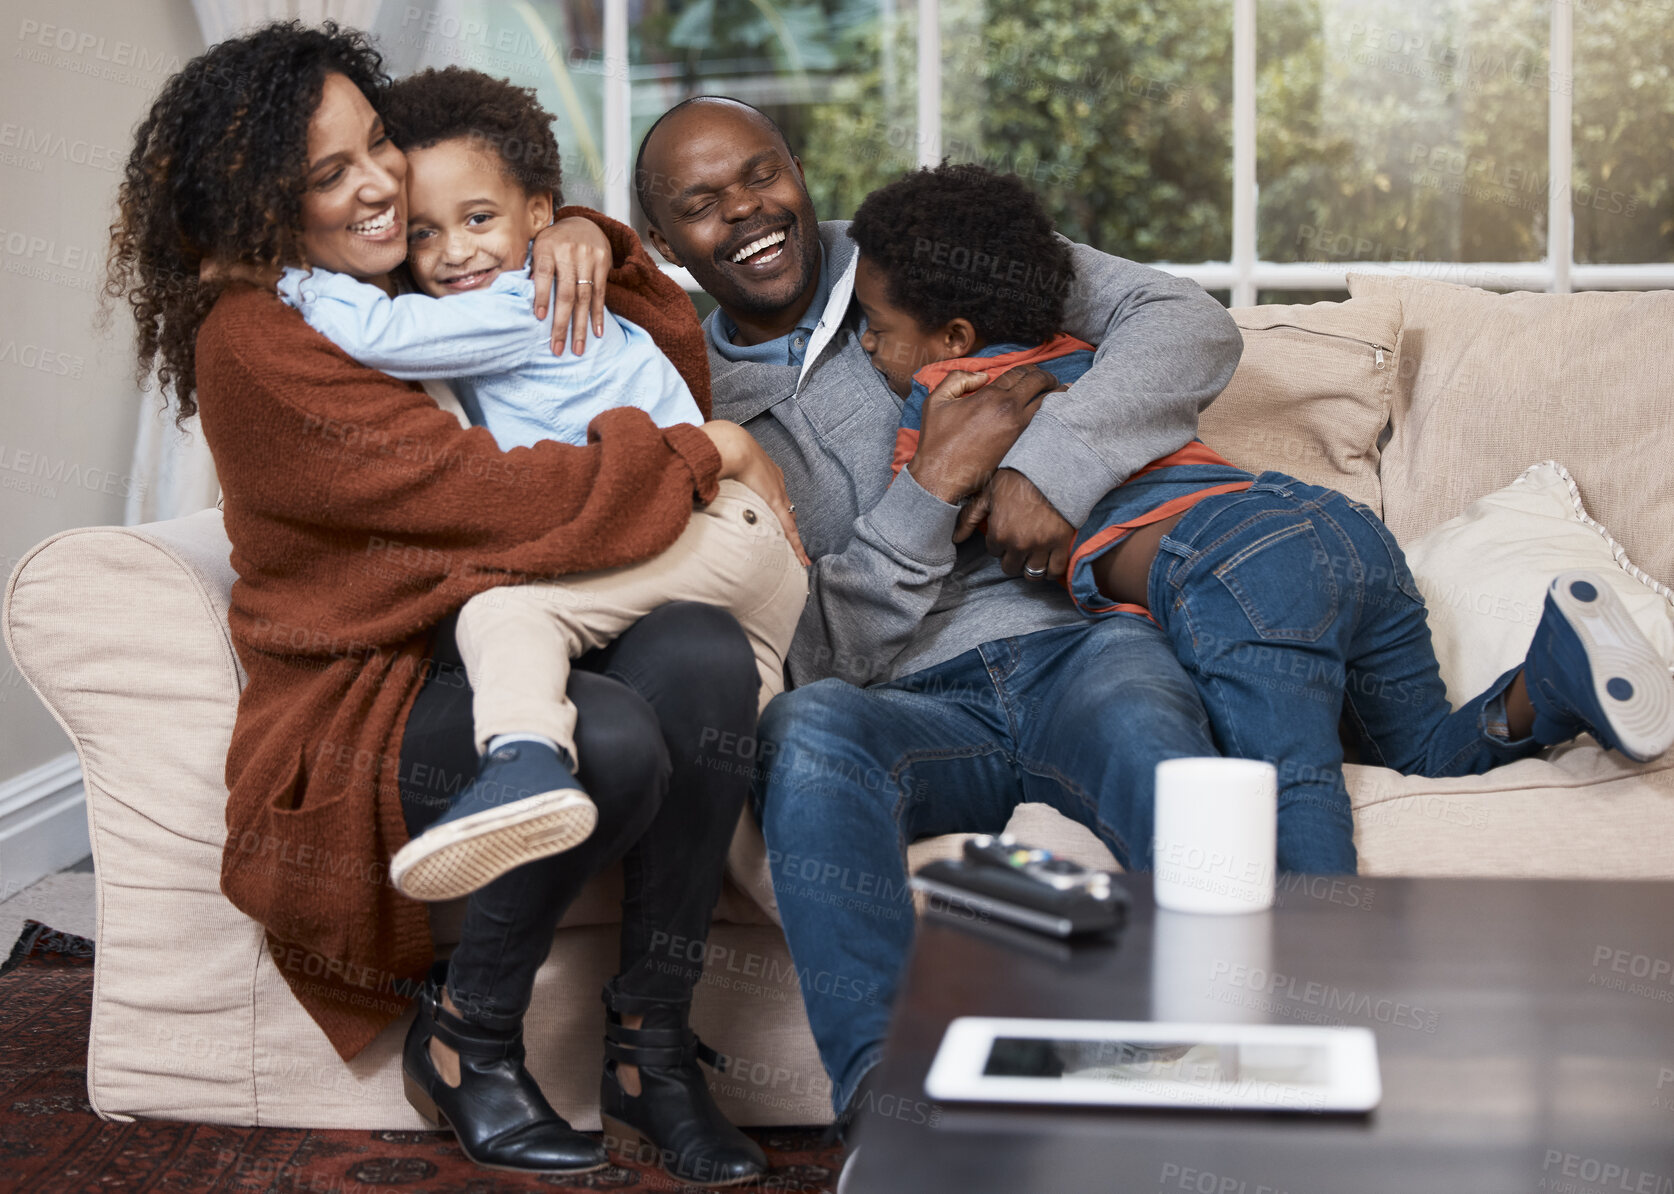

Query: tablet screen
982;1037;1334;1089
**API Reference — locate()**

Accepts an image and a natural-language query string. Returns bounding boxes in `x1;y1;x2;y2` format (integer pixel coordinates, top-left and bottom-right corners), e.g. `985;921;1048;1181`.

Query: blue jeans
1149;472;1542;873
753;616;1217;1111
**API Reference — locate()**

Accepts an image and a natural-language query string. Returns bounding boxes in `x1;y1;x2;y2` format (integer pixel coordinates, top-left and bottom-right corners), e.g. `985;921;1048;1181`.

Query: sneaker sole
1549;571;1674;762
391;790;597;902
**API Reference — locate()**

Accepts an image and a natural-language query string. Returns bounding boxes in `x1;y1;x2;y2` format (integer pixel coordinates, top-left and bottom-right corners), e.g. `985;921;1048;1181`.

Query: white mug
1153;757;1277;914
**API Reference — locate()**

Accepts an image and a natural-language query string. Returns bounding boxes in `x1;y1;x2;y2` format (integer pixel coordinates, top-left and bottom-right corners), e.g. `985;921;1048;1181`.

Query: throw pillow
1403;461;1674;706
1346;272;1674;583
1200;296;1402;514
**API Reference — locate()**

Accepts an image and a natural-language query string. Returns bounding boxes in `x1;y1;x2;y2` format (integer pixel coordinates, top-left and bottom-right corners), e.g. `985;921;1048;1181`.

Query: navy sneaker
391;741;597;902
1523;571;1674;763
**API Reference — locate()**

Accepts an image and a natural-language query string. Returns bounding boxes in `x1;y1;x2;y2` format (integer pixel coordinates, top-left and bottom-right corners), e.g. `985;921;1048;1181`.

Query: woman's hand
907;364;1059;503
531;216;612;356
702;421;810;565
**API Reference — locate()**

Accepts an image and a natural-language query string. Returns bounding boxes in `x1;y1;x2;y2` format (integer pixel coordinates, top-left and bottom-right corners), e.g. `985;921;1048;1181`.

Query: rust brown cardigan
195;212;720;1060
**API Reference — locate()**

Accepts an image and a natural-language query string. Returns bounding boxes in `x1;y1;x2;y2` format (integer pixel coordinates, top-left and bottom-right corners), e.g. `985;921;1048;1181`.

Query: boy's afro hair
380;66;562;200
848;161;1072;344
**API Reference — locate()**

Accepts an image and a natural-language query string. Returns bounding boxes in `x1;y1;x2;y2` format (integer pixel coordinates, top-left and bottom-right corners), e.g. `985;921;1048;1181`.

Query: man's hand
908;364;1060;504
531;216;611;356
973;468;1077;581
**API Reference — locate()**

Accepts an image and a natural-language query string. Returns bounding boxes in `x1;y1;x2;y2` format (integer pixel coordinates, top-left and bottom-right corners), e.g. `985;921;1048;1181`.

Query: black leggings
398;601;760;1030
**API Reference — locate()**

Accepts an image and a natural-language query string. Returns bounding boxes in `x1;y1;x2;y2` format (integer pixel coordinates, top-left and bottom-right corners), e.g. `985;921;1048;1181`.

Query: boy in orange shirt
850;163;1674;873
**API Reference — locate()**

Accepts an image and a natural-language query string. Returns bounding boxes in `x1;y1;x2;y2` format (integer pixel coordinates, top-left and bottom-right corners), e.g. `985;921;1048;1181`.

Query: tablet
924;1017;1380;1113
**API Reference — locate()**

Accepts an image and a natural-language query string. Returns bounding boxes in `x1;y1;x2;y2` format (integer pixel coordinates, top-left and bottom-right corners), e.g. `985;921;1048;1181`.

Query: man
635;97;1242;1132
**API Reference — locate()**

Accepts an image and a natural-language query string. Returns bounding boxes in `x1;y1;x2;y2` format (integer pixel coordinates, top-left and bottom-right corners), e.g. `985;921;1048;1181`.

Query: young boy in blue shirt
278;68;807;903
849;162;1674;873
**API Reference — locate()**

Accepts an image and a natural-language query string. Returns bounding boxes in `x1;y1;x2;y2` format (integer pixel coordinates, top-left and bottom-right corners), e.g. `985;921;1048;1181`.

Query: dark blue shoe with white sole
1523;571;1674;763
391;741;597;902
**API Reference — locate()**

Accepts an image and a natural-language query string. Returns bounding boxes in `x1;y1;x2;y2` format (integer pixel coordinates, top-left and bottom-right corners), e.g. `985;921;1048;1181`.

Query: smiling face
639;101;821;338
300;72;408;281
853;256;978;397
402;137;553;297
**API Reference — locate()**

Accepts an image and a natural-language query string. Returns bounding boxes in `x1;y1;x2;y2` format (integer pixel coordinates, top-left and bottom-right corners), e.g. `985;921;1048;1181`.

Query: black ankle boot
599;1000;768;1186
402;963;607;1174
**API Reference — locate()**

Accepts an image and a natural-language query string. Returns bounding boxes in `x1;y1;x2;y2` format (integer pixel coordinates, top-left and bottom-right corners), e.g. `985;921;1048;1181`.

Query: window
1259;0;1551;267
371;2;609;212
1571;0;1674;265
380;0;1674;304
941;0;1233;263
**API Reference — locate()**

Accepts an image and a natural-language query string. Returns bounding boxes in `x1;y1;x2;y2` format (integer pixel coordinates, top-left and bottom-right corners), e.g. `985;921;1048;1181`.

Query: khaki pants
454;480;809;763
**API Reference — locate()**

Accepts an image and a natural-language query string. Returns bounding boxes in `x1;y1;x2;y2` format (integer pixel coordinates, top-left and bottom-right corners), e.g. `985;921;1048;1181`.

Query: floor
1;855;96;948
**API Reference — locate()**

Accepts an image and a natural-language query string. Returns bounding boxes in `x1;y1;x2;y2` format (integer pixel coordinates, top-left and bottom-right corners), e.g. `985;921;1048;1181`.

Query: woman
106;22;787;1184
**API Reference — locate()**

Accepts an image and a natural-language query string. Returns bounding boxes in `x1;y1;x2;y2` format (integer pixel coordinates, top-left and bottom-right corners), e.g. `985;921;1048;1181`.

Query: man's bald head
634;96;794;228
633;94;822;338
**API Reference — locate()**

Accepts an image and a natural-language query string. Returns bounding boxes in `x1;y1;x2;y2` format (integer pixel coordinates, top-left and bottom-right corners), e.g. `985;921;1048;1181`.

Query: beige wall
0;0;204;782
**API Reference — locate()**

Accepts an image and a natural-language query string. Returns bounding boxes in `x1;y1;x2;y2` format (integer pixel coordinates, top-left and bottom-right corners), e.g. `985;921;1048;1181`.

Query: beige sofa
7;273;1673;1129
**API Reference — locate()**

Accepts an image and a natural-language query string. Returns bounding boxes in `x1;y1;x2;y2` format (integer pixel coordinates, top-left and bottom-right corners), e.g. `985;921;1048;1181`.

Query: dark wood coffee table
844;878;1674;1193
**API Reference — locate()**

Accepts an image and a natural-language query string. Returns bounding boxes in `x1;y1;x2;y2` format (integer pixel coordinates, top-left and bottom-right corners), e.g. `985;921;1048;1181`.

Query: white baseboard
0;752;88;900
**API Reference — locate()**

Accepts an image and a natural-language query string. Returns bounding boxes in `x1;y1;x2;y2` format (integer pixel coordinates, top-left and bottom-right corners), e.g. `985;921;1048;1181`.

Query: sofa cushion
1350;747;1674;879
1199;296;1402;514
1346;273;1674;583
951;761;1674;883
1403;460;1674;705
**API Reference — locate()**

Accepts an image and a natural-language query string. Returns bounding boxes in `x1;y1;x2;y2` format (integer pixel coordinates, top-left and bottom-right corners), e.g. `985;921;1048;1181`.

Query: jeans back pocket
1212;517;1341;642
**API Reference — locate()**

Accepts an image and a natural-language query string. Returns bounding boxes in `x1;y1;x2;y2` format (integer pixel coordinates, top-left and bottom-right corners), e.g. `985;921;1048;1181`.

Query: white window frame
599;0;1674;302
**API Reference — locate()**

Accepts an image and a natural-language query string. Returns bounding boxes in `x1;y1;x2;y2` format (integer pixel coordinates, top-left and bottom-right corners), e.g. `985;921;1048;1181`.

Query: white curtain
125;0;385;525
125;403;222;525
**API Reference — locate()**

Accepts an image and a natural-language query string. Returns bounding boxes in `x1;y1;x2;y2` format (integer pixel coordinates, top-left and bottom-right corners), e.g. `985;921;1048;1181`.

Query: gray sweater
706;221;1243;688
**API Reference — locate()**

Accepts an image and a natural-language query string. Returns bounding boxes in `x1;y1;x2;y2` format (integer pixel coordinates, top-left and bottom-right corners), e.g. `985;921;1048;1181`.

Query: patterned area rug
0;921;840;1192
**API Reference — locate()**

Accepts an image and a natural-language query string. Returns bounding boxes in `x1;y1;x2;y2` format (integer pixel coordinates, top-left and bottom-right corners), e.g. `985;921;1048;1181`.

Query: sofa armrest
3;509;270;1120
5;508;242;844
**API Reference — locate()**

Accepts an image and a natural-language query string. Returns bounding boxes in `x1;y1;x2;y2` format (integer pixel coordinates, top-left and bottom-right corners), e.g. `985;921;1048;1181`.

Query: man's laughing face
640;101;821;330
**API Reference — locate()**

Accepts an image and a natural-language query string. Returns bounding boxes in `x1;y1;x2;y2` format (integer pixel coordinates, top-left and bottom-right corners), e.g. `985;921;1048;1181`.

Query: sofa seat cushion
930;760;1674;885
1347;273;1674;583
1200;296;1402;514
1349;746;1674;879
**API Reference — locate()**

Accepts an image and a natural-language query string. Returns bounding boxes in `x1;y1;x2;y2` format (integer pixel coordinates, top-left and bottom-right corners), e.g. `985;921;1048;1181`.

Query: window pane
1260;0;1550;266
629;0;917;236
372;2;609;212
1572;0;1674;264
941;0;1233;262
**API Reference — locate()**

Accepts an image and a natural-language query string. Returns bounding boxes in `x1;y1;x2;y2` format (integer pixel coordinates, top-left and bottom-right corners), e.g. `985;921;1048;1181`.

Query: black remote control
911;835;1128;938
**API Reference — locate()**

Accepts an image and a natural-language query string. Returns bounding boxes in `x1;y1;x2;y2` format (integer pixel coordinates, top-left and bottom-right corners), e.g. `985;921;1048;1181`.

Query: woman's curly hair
848;162;1074;346
104;21;389;422
380;66;562;202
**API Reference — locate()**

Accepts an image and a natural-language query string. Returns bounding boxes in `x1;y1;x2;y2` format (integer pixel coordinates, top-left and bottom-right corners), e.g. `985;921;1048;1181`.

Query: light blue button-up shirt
278;264;704;450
